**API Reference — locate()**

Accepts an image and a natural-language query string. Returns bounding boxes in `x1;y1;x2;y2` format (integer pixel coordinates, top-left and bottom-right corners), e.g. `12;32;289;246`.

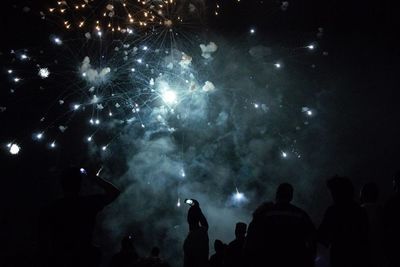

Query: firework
38;68;50;78
8;143;21;155
47;0;208;35
3;1;324;221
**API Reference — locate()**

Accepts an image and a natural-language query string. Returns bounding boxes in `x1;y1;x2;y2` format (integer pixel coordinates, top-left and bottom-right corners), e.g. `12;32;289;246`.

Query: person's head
150;246;160;257
60;167;83;196
214;239;225;254
121;234;135;251
235;222;247;239
276;183;293;203
360;182;379;204
393;171;400;194
327;175;354;204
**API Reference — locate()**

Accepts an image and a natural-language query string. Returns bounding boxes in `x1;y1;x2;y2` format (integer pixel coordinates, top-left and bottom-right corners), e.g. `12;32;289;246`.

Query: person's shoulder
253;201;274;218
289;204;311;218
228;238;239;247
288;203;306;213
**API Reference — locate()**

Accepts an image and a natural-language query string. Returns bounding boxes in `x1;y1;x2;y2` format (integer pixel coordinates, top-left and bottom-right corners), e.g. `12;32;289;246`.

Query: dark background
1;0;399;265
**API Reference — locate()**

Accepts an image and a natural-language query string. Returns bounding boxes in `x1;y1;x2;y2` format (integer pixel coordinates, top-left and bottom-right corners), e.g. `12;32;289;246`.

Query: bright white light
180;168;186;178
274;63;281;68
234;191;244;201
14;77;20;82
177;198;181;207
254;103;259;108
89;119;94;124
162;90;177;104
87;136;92;142
73;104;80;110
282;151;288;158
20;54;28;60
137;58;143;64
231;187;247;205
9;144;20;155
36;133;43;139
7;69;13;74
102;146;107;151
307;44;315;50
109;112;113;116
82;72;87;77
250;28;255;34
131;68;136;72
53;37;62;45
95;119;100;125
143;46;148;51
50;142;56;148
307;110;313;116
38;68;50;78
97;31;102;37
96;166;103;176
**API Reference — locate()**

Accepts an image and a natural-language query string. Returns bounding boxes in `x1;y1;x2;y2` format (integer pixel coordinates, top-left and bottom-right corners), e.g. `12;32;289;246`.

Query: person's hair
235;222;247;237
327;175;354;204
276;183;293;203
60;167;82;195
360;182;379;203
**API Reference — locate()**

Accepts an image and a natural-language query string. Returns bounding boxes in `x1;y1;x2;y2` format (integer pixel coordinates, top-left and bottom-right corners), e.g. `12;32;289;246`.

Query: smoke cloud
96;36;330;266
80;56;111;84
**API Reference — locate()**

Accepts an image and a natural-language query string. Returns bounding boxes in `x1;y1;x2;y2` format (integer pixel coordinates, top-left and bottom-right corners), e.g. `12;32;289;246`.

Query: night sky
1;0;399;266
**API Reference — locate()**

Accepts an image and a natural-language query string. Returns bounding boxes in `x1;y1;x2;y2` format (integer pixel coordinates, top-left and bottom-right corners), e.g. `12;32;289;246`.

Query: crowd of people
36;166;400;267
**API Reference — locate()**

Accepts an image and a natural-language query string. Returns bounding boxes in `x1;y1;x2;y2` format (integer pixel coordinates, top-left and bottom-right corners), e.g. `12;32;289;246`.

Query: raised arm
198;209;209;230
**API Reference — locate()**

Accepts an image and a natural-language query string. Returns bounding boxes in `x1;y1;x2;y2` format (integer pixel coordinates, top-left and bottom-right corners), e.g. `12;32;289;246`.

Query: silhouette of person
183;199;209;267
383;172;400;267
138;246;170;267
224;222;247;267
209;239;226;267
38;166;121;267
109;234;139;267
360;182;386;267
318;176;369;267
244;183;316;267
